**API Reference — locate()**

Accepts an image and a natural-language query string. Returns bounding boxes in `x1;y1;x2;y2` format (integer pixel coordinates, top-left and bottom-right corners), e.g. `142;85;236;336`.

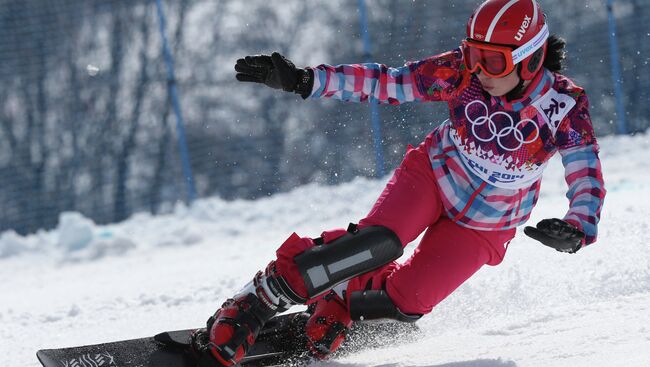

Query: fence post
358;0;386;177
606;0;628;135
155;0;197;202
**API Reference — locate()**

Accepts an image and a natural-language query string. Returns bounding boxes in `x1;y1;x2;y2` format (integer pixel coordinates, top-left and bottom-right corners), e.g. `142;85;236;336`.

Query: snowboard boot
305;290;353;359
192;262;299;366
207;292;276;366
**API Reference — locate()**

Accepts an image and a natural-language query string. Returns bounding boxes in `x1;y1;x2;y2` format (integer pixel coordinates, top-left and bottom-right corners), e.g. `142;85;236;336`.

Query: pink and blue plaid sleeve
556;92;606;245
306;50;464;104
559;145;605;245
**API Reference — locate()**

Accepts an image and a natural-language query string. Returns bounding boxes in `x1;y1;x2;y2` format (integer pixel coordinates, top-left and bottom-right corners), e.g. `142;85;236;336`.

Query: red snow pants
276;139;516;315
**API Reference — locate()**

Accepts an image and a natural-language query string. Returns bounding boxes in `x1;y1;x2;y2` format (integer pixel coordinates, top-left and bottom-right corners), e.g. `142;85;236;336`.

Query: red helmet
465;0;548;80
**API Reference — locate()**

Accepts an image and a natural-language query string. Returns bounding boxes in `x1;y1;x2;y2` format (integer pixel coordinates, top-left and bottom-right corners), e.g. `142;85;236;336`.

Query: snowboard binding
185;309;312;367
191;292;277;366
304;291;353;359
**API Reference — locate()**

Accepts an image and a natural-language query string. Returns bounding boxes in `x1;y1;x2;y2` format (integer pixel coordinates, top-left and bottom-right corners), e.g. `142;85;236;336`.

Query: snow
2;133;650;367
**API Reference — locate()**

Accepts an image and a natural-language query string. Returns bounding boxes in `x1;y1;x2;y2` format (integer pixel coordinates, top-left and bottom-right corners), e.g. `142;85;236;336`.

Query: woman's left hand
524;218;585;254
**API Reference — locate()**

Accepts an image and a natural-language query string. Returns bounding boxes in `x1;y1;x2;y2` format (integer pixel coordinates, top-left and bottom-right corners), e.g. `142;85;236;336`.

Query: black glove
524;218;585;254
235;52;313;98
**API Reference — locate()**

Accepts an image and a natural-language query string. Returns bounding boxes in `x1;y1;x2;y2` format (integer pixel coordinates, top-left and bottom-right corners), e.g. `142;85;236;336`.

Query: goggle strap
511;23;549;65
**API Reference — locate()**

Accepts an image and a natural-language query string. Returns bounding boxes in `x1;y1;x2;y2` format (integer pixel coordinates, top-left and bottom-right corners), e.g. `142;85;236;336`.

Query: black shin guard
294;224;403;298
349;290;422;323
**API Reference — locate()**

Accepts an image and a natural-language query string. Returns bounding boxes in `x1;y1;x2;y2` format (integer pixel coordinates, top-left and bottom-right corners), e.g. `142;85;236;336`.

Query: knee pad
295;224;403;299
348;289;422;323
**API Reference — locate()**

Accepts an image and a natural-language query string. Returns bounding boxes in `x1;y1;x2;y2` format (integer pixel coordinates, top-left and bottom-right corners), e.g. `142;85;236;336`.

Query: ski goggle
461;40;516;78
461;23;549;78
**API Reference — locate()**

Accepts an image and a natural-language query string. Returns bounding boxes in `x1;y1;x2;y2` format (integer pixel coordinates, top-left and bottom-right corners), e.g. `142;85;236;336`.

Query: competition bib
449;84;575;189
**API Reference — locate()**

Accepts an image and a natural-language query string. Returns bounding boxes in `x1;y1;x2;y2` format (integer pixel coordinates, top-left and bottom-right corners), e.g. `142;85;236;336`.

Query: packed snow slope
2;133;650;367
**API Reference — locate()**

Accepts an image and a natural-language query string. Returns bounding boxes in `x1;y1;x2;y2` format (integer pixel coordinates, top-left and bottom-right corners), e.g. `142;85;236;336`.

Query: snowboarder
191;0;606;365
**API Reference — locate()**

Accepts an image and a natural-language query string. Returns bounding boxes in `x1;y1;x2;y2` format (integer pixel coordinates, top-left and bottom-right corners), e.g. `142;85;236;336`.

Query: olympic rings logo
464;100;540;152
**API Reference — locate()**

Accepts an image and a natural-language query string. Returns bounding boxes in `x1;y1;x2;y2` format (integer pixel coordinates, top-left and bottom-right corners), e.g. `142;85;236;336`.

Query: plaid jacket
306;49;605;245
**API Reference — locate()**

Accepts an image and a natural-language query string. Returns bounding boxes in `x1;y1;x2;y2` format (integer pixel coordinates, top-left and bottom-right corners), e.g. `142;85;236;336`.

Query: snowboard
36;311;419;367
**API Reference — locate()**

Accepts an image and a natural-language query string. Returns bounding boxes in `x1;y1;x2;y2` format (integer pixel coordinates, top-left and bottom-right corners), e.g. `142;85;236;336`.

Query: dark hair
543;34;567;72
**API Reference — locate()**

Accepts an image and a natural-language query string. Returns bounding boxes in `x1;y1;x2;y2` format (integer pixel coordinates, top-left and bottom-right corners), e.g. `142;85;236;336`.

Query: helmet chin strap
505;76;526;101
505;65;532;101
